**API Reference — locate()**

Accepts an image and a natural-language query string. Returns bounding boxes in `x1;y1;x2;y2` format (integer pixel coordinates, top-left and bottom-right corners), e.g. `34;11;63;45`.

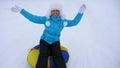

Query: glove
79;4;86;14
11;5;22;13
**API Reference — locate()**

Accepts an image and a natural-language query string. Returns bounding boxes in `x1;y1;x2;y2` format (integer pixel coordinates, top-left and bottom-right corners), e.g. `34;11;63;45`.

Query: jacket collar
49;15;61;22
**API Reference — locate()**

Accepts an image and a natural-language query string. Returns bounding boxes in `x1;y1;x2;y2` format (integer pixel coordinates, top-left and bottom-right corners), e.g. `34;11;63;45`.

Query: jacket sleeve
65;13;83;27
20;9;47;24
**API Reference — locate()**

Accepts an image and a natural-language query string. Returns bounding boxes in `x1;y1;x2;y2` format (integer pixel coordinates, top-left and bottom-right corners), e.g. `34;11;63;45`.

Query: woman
11;3;86;68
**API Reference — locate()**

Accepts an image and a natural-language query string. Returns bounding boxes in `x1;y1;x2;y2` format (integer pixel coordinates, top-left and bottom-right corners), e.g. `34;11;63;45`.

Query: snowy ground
0;0;120;68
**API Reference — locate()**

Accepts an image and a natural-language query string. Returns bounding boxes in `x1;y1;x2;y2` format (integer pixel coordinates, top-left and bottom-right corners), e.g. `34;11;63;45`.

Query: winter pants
35;39;66;68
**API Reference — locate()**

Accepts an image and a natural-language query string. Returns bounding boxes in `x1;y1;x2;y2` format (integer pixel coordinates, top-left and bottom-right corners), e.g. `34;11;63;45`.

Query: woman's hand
79;4;86;14
11;5;22;13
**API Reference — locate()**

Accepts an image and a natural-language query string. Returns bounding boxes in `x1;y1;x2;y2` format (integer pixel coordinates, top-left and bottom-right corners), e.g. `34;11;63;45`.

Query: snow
0;0;120;68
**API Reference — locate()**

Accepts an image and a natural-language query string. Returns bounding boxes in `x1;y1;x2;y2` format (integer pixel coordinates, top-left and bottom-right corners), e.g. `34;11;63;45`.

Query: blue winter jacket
20;9;83;44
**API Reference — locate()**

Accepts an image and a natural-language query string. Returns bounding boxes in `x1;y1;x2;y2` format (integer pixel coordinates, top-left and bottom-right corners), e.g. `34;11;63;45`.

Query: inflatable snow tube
27;45;69;68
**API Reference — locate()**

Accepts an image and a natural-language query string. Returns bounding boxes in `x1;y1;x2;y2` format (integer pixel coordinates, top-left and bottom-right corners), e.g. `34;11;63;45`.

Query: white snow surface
0;0;120;68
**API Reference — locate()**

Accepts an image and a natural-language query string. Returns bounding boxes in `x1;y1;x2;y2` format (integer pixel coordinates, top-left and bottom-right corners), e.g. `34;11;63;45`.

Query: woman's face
51;9;60;17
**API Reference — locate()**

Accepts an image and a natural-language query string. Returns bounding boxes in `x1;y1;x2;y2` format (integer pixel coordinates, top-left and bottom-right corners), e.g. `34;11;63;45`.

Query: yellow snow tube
27;45;69;68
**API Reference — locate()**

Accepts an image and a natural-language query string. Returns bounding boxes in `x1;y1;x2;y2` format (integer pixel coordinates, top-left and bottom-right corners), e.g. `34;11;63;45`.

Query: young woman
11;3;86;68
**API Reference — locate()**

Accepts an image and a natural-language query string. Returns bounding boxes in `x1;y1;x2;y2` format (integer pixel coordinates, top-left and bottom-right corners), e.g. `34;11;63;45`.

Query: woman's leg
51;41;66;68
36;39;49;68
